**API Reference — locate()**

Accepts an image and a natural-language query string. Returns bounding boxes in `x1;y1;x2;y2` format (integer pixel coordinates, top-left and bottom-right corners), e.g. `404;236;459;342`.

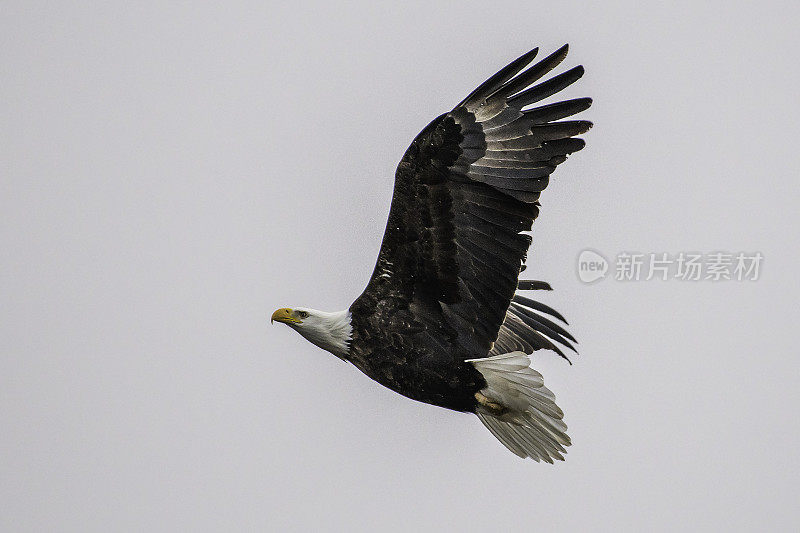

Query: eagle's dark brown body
345;45;590;412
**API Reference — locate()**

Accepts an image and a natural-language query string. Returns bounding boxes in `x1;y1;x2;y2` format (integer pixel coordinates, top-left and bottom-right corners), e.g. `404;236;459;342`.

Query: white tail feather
468;351;570;462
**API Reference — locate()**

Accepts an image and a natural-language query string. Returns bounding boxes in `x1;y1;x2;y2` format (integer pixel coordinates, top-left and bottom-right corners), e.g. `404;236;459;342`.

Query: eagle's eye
298;311;309;319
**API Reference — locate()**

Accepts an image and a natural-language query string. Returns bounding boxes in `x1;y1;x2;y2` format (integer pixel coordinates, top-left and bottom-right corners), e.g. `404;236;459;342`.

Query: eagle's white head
271;307;352;358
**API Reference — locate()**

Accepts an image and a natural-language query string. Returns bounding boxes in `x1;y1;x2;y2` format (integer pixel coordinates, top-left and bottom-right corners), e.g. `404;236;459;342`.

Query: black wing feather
351;45;591;371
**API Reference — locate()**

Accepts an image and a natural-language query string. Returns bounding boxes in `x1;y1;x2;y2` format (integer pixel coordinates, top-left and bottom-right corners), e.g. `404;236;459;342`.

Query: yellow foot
475;392;507;415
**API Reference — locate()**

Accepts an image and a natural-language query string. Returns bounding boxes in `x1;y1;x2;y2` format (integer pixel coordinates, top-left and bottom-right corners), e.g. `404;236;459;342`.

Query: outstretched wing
356;46;591;358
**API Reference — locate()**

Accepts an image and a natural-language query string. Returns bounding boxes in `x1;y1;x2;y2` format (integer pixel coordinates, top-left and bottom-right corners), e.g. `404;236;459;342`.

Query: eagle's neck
298;309;353;359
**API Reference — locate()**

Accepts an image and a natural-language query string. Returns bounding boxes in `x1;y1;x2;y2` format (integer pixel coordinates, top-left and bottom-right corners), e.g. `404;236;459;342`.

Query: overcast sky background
3;2;799;531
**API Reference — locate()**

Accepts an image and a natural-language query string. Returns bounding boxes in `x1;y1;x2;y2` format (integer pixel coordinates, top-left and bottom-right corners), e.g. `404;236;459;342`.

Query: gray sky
2;1;799;531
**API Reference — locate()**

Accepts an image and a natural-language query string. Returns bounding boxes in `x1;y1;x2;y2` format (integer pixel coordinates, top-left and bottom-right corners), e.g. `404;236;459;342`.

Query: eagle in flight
272;45;591;462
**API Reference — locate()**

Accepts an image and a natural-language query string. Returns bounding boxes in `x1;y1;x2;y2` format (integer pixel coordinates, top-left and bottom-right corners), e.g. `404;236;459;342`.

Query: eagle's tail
467;352;570;462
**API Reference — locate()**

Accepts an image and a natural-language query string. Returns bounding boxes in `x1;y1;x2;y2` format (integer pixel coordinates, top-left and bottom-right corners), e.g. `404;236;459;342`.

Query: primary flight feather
272;45;592;462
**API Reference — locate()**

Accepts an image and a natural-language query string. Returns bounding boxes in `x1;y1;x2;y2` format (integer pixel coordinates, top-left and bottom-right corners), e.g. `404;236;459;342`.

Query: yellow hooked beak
271;308;300;325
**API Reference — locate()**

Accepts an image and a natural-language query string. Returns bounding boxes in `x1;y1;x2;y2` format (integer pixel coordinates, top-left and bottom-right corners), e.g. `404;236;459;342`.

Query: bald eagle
272;45;591;462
